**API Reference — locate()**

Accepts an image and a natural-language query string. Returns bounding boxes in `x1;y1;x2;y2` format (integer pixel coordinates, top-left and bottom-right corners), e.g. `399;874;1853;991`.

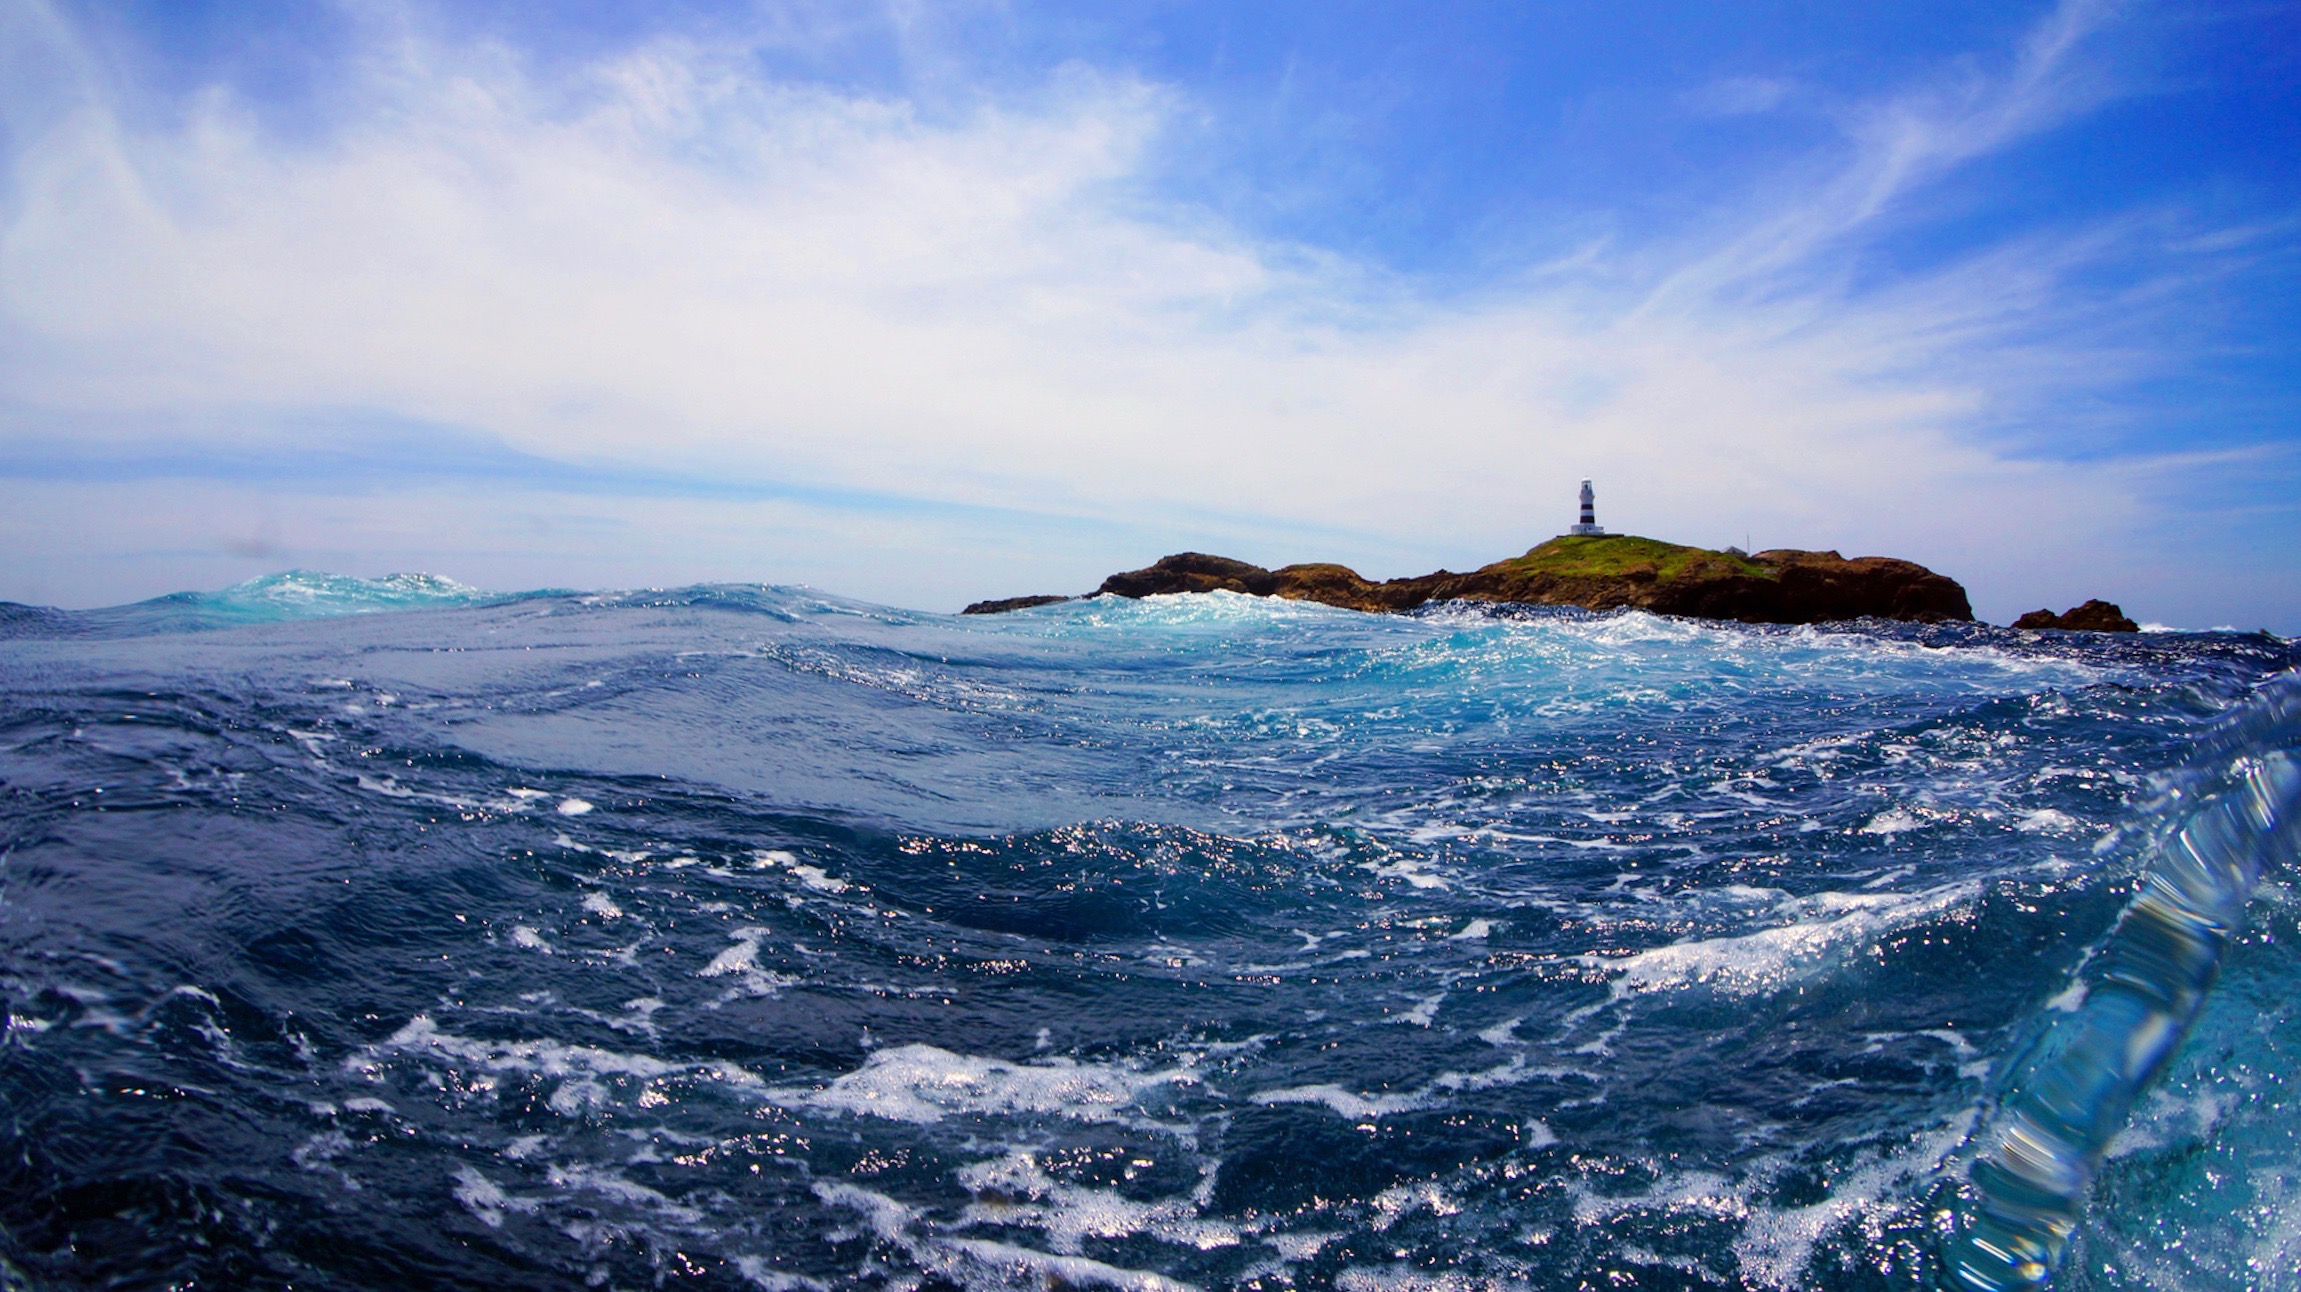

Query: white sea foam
786;861;851;893
1260;1229;1340;1261
700;928;768;977
2234;1168;2301;1285
1555;1107;1974;1289
1568;1169;1746;1228
939;1239;1200;1292
733;1258;830;1291
351;1015;761;1116
1249;1084;1427;1119
542;1161;703;1222
2015;808;2083;833
777;1044;1189;1125
955;1151;1238;1254
1857;807;1925;835
453;1165;540;1229
698;927;799;1002
1362;855;1449;889
1366;1180;1462;1231
1332;1266;1525;1291
1251;1039;1551;1125
2105;1083;2232;1160
1585;883;1978;1002
1729;1111;1974;1289
815;1182;1199;1291
290;1129;359;1188
754;849;852;892
1393;991;1444;1027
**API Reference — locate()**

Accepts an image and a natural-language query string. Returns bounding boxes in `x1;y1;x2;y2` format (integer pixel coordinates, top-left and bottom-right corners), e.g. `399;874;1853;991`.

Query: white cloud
1646;0;2128;309
0;0;2281;624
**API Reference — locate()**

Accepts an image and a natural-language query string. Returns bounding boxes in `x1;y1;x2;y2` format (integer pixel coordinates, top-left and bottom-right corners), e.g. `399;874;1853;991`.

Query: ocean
1;573;2297;1291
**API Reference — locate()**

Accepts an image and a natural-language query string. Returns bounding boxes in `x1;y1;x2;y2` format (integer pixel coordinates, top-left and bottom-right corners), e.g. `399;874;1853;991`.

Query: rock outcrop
975;535;1975;624
961;594;1072;616
2012;600;2138;633
1097;554;1282;599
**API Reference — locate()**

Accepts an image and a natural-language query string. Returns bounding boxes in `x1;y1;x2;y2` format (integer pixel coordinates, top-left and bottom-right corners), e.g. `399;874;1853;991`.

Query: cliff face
1073;536;1975;624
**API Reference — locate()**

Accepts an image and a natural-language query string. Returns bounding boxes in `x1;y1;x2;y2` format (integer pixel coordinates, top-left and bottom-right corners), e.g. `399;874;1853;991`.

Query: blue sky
2;0;2298;627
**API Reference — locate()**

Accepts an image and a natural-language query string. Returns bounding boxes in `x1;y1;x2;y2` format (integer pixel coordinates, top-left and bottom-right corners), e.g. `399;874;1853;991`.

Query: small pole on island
1571;479;1606;536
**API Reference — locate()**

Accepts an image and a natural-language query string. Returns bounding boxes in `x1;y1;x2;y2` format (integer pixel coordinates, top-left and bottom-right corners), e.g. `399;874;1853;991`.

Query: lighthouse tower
1570;479;1606;536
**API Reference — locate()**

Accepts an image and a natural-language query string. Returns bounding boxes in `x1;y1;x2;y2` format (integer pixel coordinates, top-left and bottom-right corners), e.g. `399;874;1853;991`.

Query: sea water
2;574;2298;1290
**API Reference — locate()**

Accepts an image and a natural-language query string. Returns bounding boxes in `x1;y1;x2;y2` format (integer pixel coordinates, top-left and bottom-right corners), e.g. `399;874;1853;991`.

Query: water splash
1952;677;2301;1289
0;570;505;637
176;570;495;621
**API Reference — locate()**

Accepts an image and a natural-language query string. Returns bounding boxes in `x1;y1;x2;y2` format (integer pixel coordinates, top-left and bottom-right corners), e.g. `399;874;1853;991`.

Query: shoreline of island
963;534;2140;631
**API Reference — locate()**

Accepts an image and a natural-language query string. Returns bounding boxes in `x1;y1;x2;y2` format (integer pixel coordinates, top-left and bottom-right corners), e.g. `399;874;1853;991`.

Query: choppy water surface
3;575;2298;1291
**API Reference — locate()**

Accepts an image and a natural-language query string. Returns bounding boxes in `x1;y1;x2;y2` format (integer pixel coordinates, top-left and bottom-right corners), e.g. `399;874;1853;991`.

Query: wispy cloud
0;0;2288;624
1649;0;2131;307
1682;76;1793;118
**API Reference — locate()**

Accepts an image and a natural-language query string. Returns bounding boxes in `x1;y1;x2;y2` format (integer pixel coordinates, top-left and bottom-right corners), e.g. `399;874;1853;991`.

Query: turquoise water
0;580;2295;1289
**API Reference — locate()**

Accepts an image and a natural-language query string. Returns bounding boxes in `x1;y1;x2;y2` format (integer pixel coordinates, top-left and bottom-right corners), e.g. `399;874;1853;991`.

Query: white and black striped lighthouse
1570;479;1606;536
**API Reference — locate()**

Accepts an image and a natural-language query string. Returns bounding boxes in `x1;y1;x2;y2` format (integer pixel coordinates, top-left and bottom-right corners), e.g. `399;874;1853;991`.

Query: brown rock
2013;599;2138;632
1065;535;1975;625
1096;553;1281;598
1740;550;1976;624
1260;563;1398;612
961;594;1071;615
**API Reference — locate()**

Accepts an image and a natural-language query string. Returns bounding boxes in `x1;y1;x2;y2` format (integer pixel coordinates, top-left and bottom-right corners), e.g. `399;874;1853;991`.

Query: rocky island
2012;599;2139;632
965;533;1976;625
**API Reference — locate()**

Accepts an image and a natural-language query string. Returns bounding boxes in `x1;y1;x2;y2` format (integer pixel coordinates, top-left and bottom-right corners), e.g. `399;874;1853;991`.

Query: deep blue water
2;572;2299;1291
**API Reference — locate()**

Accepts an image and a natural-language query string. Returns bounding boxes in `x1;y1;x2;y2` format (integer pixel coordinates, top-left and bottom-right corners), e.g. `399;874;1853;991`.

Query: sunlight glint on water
0;581;2295;1289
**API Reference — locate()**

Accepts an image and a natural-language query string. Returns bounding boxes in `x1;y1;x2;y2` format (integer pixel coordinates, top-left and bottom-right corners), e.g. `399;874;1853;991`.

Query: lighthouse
1570;479;1606;536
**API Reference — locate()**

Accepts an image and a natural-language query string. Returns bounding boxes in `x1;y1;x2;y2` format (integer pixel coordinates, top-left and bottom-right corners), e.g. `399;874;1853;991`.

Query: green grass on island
1498;534;1776;581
